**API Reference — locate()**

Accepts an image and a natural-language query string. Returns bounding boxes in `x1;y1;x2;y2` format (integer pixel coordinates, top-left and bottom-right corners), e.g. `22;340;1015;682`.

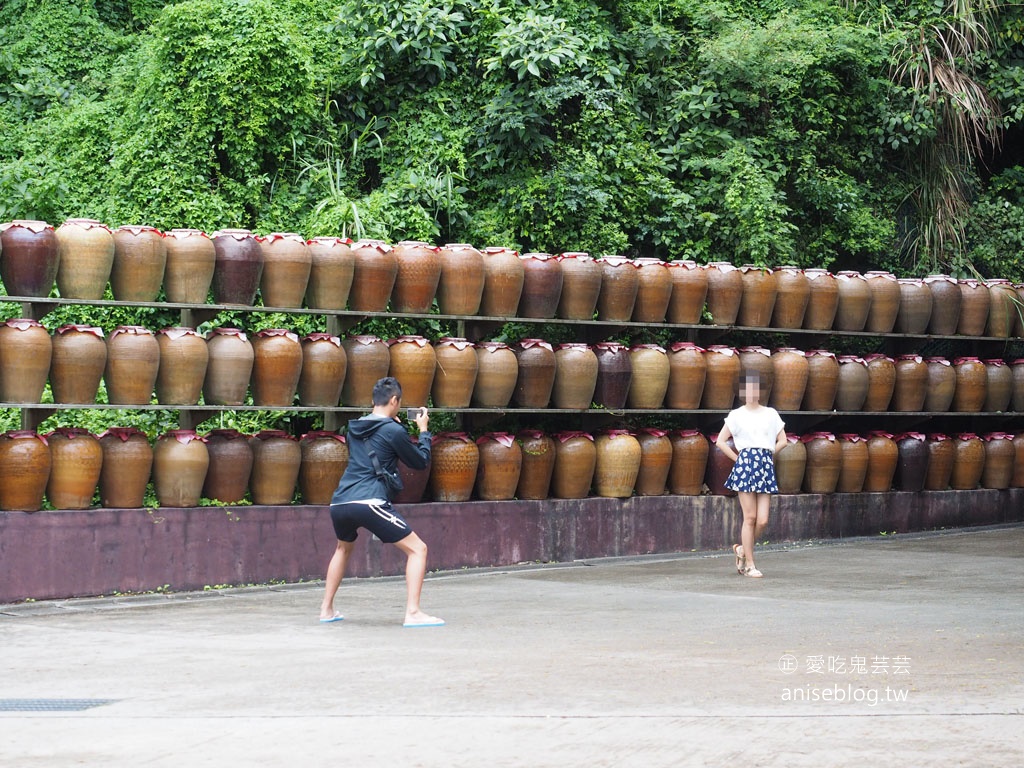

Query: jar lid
3;430;48;444
346;334;383;345
953;356;981;364
476;341;510;351
256;329;299;342
353;239;392;251
208;327;248;340
926;433;951;441
254;430;297;441
207;429;248;439
800;432;836;442
638;427;669;437
674;429;703;438
158;327;200;339
837;355;866;364
117;225;163;236
706;345;736;355
982;358;1007;366
476;432;516;447
56;324;104;337
3;318;44;330
983;432;1012;441
301;431;346;442
307;236;353;246
553;431;594;442
168;228;210;239
837;433;866;442
956;432;980;440
629;344;666;353
671;341;705;353
867;430;895;439
896;432;926;441
519;339;554;351
517;429;548;439
302;333;341;346
161;429;207;444
432;432;472;444
738;346;770;355
437;337;473;350
0;220;53;232
99;427;148;441
47;427;95;439
864;353;894;363
925;356;951;365
388;335;430;347
896;354;923;362
556;251;591;261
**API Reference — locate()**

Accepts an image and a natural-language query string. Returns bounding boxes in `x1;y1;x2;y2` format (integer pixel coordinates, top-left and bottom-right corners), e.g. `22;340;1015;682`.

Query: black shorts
330;500;413;544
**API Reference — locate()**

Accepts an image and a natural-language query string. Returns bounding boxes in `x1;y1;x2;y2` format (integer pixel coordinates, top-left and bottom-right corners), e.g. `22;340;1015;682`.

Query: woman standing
716;372;787;578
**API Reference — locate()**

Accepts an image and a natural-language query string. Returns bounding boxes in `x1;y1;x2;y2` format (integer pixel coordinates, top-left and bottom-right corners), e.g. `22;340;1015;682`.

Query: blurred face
742;379;761;404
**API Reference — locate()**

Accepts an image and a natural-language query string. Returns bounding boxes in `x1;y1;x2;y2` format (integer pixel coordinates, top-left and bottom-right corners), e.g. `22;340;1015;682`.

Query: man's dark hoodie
331;415;431;504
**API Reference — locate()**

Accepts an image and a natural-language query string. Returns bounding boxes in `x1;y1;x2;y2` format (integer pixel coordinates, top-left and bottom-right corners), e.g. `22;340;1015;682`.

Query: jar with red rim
627;344;669;409
802;269;839;330
835;355;869;411
986;279;1017;338
211;229;263;305
111;225;166;302
770;348;808;411
957;279;990;336
983;358;1012;412
737;346;774;403
632;258;672;323
593;342;632;410
894;432;928;492
864;271;900;333
737;265;777;327
45;428;102;510
106;325;159;405
925;433;955;490
55;218;114;300
895;278;932;334
924;357;956;412
834;271;871;331
775;433;806;494
1012;359;1024;412
667;342;706;410
595;257;639;321
1012;434;1024;488
164;229;216;304
153;430;209;507
923;275;961;335
1016;283;1024;337
0;318;52;403
472;341;517;407
892;354;927;412
0;431;51;511
863;353;895;412
705;431;736;496
704;261;742;325
513;338;556;408
432;338;478;408
341;335;390;407
666;260;708;324
950;433;985;490
50;325;106;404
437;243;484;315
836;434;868;493
516;430;556;500
556;252;602;320
203;429;253;504
305;237;354;310
156;327;209;406
475;432;523;501
298;334;346;407
702;346;740;409
299;432;348;505
803;350;839;411
801;432;841;493
481;247;524;317
349;239;397;312
594;430;641;498
981;432;1014;489
204;328;254;406
864;431;898;492
668;429;708;495
251;329;303;407
387;335;436;407
635;428;672;496
0;220;59;297
952;356;986;412
771;266;809;329
551;431;596;499
258;233;311;309
552;343;598;409
250;430;301;505
391;241;441;314
430;433;480;502
98;427;152;508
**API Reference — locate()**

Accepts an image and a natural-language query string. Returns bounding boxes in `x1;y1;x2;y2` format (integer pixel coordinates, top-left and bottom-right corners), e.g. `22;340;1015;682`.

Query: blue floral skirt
725;447;778;494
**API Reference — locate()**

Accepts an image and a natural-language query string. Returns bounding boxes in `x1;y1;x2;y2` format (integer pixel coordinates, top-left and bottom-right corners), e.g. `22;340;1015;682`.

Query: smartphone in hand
407;407;424;420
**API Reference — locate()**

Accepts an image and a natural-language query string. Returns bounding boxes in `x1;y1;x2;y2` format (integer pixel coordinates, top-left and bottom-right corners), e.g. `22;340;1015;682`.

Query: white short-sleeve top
723;405;785;452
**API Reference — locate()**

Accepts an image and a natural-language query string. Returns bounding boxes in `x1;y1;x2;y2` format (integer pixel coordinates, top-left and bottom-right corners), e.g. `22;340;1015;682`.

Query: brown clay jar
593;342;632;410
593;430;642;498
481;247;524;317
737;265;777;327
513;338;556;408
705;432;736;497
863;431;898;492
835;355;869;411
1012;434;1024;488
667;342;706;410
299;432;348;505
156;327;209;405
957;279;990;336
211;229;264;305
305;237;354;310
349;240;397;312
771;266;809;329
892;354;927;412
387;335;436;407
164;229;216;304
632;258;672;323
925;434;955;490
50;325;106;404
0;431;51;511
516;430;556;500
893;432;928;492
394;438;431;504
863;354;896;412
895;278;933;334
98;427;153;508
668;430;708;495
153;430;209;507
836;434;868;493
475;433;523;501
802;350;839;411
627;344;669;409
430;433;480;502
952;357;986;412
704;262;742;325
801;432;841;493
391;241;441;313
0;220;59;297
863;271;900;333
258;233;311;309
950;433;984;490
437;243;485;315
298;334;346;407
111;225;166;302
984;359;1012;412
551;431;596;499
596;257;639;321
634;428;672;496
472;342;517;407
552;343;598;409
834;271;872;331
775;434;806;494
45;428;102;510
250;431;301;505
925;357;956;412
341;335;390;407
556;252;602;320
1012;359;1024;412
204;328;254;406
802;269;839;330
0;319;52;403
202;429;253;504
986;279;1017;338
923;275;961;335
702;346;740;409
666;260;708;325
769;348;808;412
981;433;1015;489
432;338;478;408
55;218;114;300
518;252;563;319
105;326;159;405
251;329;302;407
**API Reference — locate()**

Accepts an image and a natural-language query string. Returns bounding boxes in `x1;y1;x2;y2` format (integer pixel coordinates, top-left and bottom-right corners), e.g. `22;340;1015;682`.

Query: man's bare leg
393;532;444;626
319;539;354;621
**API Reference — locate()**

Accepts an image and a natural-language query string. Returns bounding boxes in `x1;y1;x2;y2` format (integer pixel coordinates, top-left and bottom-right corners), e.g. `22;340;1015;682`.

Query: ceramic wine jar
552;343;598;409
111;225;166;302
802;269;839;330
705;432;736;496
305;237;354;310
957;279;990;336
391;241;441;313
627;344;669;408
893;432;928;492
895;278;932;334
834;271;871;331
593;342;632;409
668;430;708;495
513;338;556;408
551;431;596;499
212;229;263;305
737;265;777;327
432;337;478;408
984;359;1012;412
98;427;152;508
250;431;301;505
596;257;639;321
986;279;1018;338
299;432;348;505
667;342;706;410
632;258;672;323
341;335;390;407
634;428;672;496
774;434;806;494
55;218;114;299
801;433;841;493
892;354;927;412
836;434;868;493
472;342;517;407
769;348;808;411
251;329;302;407
863;354;895;412
430;433;480;502
0;319;52;403
835;355;869;411
802;350;839;411
258;233;311;308
518;252;563;319
481;247;524;317
925;434;955;490
475;433;522;501
924;357;956;412
863;271;900;333
1013;359;1024;412
556;252;602;320
704;262;742;325
594;430;641;498
863;432;898;492
153;430;209;507
950;433;985;490
516;430;556;500
298;334;346;407
49;325;105;404
164;229;216;303
0;220;59;297
105;326;159;405
45;428;102;510
387;335;436;407
1013;434;1024;488
203;429;253;504
0;431;51;511
156;327;208;405
348;239;396;312
923;275;961;335
771;266;809;328
204;328;254;406
952;357;986;412
393;438;431;504
981;433;1014;489
437;243;484;315
702;345;740;409
737;346;774;403
666;260;708;324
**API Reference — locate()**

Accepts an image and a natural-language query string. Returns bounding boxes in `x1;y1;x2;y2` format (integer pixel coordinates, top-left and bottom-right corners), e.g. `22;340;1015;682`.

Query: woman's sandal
732;544;745;574
742;566;764;578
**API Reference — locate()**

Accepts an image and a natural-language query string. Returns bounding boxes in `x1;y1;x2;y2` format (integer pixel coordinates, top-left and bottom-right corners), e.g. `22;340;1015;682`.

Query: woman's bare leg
738;491;757;571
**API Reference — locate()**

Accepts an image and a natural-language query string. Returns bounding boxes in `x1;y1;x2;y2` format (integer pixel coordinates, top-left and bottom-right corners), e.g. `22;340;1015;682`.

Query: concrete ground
1;524;1022;767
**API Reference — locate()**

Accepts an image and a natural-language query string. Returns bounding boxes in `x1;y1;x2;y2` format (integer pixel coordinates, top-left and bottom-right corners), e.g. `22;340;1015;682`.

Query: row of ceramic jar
4;220;1021;337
